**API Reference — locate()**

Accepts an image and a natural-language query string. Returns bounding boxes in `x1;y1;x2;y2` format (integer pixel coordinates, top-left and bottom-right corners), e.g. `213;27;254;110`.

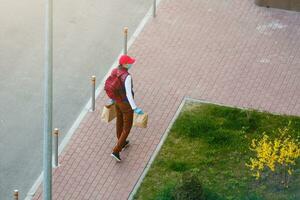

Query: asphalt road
0;0;152;199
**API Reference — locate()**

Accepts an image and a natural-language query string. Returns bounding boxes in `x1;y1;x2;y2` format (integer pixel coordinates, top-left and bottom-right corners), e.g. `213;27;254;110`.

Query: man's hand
108;99;115;105
134;108;144;114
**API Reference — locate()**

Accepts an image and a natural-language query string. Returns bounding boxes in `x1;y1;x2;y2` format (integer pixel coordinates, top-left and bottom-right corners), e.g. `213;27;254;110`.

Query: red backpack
104;68;129;102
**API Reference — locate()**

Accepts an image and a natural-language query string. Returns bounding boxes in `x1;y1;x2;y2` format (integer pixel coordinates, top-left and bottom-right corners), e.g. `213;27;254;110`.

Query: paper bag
133;113;148;128
101;104;116;123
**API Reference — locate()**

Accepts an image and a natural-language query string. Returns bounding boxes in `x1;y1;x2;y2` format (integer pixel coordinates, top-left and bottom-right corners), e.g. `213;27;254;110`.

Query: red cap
119;55;136;65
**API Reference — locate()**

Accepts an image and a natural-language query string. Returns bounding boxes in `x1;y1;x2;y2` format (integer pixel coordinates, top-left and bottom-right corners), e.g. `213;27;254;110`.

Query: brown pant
113;102;133;153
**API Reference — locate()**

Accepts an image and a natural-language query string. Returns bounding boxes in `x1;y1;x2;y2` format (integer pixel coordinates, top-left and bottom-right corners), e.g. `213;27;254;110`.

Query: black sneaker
111;152;121;162
122;140;130;150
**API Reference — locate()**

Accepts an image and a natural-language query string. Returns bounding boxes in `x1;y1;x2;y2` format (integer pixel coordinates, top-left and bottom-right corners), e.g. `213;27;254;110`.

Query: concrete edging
127;96;186;200
254;0;300;11
127;96;288;199
127;97;227;199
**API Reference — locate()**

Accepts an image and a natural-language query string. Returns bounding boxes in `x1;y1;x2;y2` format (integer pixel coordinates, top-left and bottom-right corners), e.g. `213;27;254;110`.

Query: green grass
134;103;300;200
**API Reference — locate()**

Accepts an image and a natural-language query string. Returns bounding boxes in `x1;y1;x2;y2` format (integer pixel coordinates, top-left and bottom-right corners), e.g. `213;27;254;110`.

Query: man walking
104;55;143;162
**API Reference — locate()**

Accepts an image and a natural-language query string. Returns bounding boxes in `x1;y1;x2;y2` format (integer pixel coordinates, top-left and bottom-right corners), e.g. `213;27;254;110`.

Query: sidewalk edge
127;96;186;200
127;96;288;199
127;97;225;199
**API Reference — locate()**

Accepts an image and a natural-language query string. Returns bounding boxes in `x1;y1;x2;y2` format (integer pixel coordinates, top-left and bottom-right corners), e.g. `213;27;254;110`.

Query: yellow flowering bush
246;122;300;188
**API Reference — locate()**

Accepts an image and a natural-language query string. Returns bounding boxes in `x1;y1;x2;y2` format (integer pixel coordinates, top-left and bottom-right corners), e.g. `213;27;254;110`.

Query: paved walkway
33;0;300;199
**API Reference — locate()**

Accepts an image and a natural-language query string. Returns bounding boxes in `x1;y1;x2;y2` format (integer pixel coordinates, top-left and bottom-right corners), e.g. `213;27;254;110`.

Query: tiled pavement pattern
33;0;300;199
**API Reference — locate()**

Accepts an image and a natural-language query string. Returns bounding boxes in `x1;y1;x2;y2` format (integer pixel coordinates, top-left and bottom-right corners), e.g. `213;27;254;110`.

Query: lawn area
134;102;300;200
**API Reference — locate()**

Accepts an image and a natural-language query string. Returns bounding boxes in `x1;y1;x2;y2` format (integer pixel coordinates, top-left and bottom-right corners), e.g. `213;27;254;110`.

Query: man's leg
115;104;123;139
113;102;133;153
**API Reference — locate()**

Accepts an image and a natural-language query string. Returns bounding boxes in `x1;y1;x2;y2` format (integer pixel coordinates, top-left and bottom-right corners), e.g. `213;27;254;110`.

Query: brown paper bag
133;113;148;128
101;104;116;123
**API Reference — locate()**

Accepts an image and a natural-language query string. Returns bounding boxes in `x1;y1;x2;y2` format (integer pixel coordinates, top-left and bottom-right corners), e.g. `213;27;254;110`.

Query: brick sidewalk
33;0;300;199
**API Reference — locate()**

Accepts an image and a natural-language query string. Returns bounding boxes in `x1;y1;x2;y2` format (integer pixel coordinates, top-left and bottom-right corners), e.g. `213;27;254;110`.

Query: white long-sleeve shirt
124;75;137;110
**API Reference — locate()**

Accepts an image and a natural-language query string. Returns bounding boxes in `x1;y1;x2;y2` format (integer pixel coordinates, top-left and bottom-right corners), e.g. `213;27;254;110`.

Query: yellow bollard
53;128;59;167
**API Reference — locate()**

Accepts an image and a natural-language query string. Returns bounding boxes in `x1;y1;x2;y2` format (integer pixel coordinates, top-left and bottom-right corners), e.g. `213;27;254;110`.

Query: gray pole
124;27;128;55
153;0;157;18
91;76;96;111
43;0;53;199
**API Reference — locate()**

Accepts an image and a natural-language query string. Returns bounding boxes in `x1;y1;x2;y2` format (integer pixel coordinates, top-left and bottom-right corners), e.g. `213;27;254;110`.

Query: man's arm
124;75;137;110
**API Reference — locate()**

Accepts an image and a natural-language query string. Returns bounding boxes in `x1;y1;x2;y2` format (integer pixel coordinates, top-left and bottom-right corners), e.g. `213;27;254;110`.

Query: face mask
127;64;132;69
